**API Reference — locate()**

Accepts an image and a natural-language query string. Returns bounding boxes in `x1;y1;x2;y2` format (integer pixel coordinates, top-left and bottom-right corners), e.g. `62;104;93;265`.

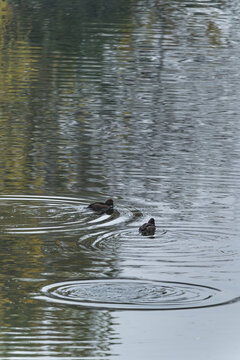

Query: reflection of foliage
0;0;38;103
0;0;132;100
0;0;135;195
8;0;132;49
0;0;227;197
206;21;222;46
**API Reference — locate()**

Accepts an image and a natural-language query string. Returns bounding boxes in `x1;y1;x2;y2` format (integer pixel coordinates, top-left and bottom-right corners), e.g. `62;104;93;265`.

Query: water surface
0;0;240;359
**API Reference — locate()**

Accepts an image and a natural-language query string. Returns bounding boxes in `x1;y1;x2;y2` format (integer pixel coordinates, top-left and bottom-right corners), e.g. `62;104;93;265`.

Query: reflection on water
0;0;240;358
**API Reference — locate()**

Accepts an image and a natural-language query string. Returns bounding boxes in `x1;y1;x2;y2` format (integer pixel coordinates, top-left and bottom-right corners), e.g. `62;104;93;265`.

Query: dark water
0;0;240;358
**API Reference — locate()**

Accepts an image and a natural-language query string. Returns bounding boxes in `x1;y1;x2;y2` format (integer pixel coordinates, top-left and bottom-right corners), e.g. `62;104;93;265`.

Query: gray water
0;0;240;358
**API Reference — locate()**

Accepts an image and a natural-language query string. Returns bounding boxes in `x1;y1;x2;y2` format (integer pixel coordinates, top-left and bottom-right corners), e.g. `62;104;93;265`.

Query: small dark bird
139;218;156;236
88;198;114;213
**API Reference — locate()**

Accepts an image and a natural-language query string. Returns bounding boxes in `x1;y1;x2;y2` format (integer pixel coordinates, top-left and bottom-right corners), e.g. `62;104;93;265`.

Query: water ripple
39;278;232;310
0;195;236;274
0;195;142;235
78;225;237;269
0;195;87;234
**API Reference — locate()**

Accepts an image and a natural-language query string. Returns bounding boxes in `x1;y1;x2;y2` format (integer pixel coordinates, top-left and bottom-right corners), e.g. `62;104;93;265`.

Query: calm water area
0;0;240;358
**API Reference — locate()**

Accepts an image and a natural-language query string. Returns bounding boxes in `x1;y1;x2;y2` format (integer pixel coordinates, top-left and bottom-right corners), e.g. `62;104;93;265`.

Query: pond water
0;0;240;358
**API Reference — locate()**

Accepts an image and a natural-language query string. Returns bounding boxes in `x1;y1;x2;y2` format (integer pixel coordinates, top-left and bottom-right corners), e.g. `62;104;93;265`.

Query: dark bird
88;198;114;213
139;218;156;236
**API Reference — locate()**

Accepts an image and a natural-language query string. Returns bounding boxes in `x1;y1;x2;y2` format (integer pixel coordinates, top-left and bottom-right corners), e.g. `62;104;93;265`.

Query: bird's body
88;198;114;213
139;218;156;236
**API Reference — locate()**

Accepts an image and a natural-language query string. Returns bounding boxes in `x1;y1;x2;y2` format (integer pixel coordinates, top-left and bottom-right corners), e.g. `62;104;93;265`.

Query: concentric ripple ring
0;195;141;235
39;278;233;310
0;195;88;234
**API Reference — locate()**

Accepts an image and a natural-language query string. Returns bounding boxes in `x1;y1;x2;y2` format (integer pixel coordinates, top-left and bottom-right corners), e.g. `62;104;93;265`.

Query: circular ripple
0;195;88;234
78;226;236;268
39;278;230;310
0;195;142;235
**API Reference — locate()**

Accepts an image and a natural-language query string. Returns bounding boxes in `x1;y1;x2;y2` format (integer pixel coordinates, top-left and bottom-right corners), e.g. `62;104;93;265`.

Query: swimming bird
88;198;114;213
139;218;156;236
